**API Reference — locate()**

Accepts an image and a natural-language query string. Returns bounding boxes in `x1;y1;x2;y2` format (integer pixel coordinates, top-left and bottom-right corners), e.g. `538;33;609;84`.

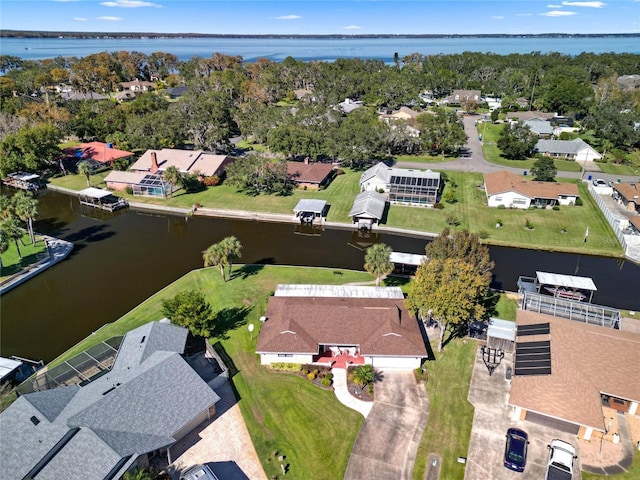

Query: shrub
496;219;503;227
561;225;568;234
307;372;316;381
300;368;309;376
497;204;506;209
335;169;345;175
479;230;489;239
324;372;333;381
443;189;457;204
525;218;534;230
203;175;220;187
269;362;300;372
446;213;460;226
368;384;374;395
448;179;458;188
575;197;583;206
312;368;319;376
433;202;444;210
125;186;133;195
321;377;332;386
552;205;560;211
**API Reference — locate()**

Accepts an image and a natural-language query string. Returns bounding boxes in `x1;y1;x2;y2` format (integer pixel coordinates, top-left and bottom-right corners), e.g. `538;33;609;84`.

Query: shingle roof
349;190;387;219
613;183;640;202
132;149;231;176
104;170;147;185
0;322;220;480
524;119;554;136
535;138;594;155
256;296;427;358
506;111;555;121
286;161;334;184
360;162;440;185
509;311;640;432
484;171;578;200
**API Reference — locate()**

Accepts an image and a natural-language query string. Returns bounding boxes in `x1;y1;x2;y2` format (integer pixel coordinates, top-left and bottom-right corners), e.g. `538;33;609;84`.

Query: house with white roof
360;162;441;206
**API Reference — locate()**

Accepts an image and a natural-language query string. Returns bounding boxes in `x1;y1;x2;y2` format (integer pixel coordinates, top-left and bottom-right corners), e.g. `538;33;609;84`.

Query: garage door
525;411;580;434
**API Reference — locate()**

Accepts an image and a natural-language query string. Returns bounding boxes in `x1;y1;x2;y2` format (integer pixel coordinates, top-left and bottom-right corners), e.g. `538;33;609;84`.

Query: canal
2;190;639;362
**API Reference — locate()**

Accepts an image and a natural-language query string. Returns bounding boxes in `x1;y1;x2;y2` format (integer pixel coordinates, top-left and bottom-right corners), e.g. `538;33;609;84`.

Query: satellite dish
248;324;255;332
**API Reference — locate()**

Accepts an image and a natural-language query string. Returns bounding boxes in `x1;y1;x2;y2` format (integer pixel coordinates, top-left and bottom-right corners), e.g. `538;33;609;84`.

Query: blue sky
1;0;639;34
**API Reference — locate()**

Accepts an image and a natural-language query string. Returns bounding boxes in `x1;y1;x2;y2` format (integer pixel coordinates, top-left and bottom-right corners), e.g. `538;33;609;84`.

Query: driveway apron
344;371;427;480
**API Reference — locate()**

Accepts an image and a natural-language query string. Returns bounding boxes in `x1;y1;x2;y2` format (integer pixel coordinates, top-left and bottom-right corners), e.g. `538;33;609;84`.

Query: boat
543;286;587;301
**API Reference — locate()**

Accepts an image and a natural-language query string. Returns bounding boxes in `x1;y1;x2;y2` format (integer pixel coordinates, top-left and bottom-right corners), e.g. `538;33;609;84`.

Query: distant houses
360;162;441;207
535;138;602;163
64;142;134;170
484;171;579;209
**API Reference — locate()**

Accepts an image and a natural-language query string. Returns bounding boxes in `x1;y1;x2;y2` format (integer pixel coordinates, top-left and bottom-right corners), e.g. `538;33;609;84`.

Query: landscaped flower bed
268;362;334;389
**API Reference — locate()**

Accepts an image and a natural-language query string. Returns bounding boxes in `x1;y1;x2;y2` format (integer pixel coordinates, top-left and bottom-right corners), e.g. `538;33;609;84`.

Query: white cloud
100;0;161;8
97;16;123;21
492;16;505;19
547;4;562;7
343;25;362;30
562;1;606;7
516;13;533;16
541;10;578;16
73;17;87;21
274;15;301;20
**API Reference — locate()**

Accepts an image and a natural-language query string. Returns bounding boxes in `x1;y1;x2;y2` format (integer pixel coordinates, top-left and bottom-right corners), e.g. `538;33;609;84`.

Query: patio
314;349;365;369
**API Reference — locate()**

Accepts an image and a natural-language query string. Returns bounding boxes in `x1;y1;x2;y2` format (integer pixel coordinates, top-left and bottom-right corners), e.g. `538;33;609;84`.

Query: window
495;196;503;201
513;198;527;205
277;353;293;358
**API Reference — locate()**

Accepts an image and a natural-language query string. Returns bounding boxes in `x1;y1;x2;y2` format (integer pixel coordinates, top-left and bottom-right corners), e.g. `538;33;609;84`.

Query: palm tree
203;236;243;282
203;241;228;281
163;165;181;198
364;243;393;286
350;364;375;391
0;229;9;269
12;191;38;245
77;160;93;187
0;218;24;259
221;235;242;279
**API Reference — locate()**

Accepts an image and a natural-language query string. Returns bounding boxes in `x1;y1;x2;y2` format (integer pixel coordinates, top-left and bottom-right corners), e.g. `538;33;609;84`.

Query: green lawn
413;339;477;480
46;265;374;479
495;294;518;321
46;166;622;257
0;234;47;280
481;124;582;173
48;170;111;191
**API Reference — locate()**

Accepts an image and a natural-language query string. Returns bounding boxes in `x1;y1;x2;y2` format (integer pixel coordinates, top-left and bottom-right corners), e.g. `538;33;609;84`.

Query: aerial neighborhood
2;45;640;480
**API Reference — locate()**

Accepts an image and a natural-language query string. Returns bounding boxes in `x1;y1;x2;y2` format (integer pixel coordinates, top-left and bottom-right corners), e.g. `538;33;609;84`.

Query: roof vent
102;386;116;396
140;335;146;344
30;416;40;426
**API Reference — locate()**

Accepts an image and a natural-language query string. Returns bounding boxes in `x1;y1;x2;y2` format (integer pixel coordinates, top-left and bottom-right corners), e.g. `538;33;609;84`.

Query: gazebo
293;199;327;224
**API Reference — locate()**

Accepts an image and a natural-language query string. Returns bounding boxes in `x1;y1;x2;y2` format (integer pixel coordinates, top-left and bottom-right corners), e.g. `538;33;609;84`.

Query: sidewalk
331;367;373;418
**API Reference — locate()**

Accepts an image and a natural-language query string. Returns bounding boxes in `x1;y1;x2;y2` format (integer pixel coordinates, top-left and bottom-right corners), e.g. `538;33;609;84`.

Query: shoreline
47;184;628;261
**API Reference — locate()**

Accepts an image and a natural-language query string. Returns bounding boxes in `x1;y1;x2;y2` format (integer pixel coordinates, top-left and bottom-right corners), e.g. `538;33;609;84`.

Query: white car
592;178;607;187
545;439;577;480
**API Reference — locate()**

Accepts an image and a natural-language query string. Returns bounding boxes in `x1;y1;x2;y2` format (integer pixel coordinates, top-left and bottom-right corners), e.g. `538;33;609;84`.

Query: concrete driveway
344;371;428;480
465;348;581;480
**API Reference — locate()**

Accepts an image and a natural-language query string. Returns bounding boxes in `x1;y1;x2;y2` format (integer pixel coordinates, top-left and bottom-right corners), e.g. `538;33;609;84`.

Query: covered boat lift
519;271;597;303
1;172;45;193
78;187;128;212
293;199;327;225
390;251;427;275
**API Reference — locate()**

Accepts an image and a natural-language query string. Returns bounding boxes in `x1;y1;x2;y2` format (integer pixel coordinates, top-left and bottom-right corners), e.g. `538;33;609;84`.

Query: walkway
0;234;73;295
331;367;373;418
344;371;428;480
395;115;640;184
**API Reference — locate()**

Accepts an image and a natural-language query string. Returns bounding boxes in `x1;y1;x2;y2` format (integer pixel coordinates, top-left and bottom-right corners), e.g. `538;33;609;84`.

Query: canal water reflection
2;189;639;362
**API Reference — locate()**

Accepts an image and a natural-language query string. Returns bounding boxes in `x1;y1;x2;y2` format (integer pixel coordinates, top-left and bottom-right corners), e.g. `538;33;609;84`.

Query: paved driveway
344;371;428;480
465;348;581;480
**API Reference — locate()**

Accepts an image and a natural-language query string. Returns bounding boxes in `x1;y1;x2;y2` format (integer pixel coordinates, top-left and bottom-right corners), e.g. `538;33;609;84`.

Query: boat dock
78;187;128;212
1;172;46;194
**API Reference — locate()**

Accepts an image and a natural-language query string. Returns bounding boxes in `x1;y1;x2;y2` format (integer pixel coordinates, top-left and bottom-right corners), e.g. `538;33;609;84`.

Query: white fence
586;182;640;263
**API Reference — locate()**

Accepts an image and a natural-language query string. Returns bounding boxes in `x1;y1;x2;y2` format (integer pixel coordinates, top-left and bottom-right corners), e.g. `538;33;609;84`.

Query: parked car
180;464;219;480
592;178;607;187
504;428;529;472
545;439;577;480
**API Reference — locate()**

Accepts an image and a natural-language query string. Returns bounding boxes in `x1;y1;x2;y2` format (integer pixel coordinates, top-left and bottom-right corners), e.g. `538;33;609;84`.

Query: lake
5;35;640;62
1;189;639;362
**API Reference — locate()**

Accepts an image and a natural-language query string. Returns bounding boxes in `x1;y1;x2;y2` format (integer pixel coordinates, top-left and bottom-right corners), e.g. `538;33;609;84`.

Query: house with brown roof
443;89;481;105
506;111;555;122
612;183;640;213
484;171;579;209
286;160;335;190
64;142;134;169
629;216;640;234
119;79;156;92
509;310;640;440
131;149;233;178
256;285;429;370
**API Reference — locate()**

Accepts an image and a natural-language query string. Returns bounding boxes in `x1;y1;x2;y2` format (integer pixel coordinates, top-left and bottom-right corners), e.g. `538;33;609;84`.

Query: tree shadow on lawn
442;321;471;350
209;306;251;340
230;263;265;280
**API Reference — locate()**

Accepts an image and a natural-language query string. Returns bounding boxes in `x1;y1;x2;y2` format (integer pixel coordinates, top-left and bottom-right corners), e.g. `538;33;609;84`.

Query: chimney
304;156;309;165
151;151;159;174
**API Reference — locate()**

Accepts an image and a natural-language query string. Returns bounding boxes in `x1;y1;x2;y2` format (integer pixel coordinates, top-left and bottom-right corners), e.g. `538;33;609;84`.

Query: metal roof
486;318;516;342
389;252;427;266
348;190;386;219
0;357;22;382
274;284;405;299
8;172;39;181
293;199;327;214
536;271;597;291
78;188;112;199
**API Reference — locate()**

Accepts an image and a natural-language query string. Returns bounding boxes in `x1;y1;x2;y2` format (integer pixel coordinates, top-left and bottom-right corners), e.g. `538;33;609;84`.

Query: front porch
313;349;365;369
